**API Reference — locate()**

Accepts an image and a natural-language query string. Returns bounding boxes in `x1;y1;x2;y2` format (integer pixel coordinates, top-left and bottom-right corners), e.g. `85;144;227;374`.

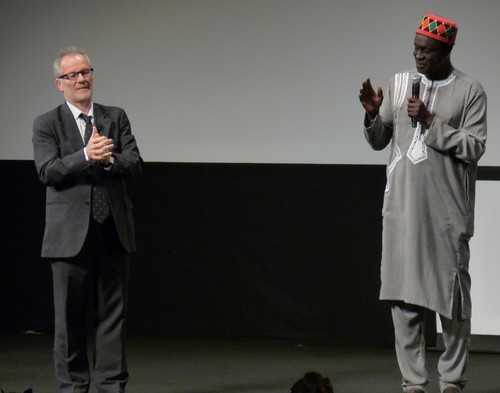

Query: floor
1;333;499;393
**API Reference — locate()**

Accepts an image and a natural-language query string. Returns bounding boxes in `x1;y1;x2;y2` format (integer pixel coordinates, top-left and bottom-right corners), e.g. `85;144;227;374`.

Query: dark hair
290;371;334;393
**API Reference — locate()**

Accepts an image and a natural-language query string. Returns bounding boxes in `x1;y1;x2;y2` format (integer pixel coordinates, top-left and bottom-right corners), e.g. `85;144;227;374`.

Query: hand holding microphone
407;75;434;128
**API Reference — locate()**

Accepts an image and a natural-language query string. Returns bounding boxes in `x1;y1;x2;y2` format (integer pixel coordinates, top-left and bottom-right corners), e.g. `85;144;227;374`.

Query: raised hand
359;78;383;116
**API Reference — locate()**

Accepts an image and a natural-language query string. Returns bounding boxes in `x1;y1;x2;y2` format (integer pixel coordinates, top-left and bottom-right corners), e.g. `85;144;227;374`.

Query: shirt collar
66;101;94;122
417;68;456;87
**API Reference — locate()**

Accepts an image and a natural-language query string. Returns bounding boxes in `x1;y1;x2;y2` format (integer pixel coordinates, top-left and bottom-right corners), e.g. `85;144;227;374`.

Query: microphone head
412;75;421;97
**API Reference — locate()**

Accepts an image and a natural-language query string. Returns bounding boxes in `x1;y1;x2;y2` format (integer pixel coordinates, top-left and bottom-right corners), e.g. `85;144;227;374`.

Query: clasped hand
86;127;114;164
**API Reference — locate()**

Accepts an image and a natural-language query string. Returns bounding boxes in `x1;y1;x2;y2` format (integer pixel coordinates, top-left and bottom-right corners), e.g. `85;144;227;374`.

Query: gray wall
1;0;499;164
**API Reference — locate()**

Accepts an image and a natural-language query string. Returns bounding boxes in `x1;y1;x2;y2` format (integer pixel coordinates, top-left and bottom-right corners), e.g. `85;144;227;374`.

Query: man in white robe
359;13;487;393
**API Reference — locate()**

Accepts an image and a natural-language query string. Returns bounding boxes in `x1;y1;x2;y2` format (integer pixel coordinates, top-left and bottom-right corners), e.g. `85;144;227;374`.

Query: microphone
411;75;421;128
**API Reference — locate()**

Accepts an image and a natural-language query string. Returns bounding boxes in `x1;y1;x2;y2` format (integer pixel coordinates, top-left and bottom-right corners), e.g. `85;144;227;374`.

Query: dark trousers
51;218;130;393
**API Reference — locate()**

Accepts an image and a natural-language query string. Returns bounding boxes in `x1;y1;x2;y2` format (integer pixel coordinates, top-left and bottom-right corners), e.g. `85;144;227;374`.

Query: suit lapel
93;103;111;138
60;103;85;149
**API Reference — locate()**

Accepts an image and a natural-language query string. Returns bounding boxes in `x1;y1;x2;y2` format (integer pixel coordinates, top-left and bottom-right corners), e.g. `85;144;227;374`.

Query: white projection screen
469;181;500;336
437;181;500;339
2;1;500;338
1;0;499;164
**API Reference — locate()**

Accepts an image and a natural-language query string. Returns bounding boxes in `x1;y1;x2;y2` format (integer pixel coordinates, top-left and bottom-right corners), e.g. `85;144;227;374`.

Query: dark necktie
80;113;93;145
79;113;111;224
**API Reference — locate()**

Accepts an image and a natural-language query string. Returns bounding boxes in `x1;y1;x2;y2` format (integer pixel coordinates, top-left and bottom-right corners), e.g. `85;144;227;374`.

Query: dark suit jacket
33;103;142;258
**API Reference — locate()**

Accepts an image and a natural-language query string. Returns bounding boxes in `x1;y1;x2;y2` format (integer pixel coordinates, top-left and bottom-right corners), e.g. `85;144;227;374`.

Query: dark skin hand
359;78;383;118
359;78;433;127
407;96;434;128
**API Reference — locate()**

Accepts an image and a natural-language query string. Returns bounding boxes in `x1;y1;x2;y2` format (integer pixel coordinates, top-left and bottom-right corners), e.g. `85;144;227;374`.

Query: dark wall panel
2;161;397;346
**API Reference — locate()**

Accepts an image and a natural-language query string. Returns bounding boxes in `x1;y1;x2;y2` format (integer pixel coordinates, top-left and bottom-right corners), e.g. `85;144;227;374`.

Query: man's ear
445;44;454;56
54;78;63;92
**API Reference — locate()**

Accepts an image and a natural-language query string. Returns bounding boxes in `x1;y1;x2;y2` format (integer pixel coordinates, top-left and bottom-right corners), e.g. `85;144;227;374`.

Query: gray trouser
391;302;470;393
51;218;130;393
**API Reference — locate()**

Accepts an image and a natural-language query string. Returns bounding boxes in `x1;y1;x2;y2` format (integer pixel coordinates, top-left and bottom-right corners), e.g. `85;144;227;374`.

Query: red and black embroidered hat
417;13;458;46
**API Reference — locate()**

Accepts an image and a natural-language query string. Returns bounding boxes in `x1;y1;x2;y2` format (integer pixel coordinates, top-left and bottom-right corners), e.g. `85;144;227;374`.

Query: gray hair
53;46;91;77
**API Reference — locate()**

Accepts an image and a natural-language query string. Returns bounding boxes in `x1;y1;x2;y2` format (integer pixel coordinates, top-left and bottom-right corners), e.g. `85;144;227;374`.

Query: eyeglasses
57;68;94;81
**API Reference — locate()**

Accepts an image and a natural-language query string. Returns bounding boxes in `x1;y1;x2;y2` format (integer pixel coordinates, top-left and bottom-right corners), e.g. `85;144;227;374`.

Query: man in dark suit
32;47;142;393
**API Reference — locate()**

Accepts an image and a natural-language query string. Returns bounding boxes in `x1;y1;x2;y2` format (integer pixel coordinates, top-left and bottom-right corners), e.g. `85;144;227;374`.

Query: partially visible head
290;371;334;393
413;13;457;79
54;46;94;108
